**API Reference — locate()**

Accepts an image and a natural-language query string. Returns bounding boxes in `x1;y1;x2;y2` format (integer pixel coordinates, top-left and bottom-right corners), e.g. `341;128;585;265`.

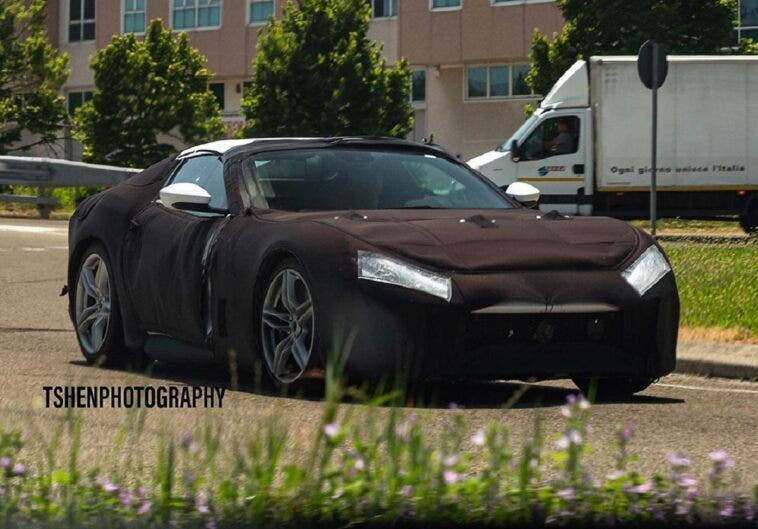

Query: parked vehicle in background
468;56;758;233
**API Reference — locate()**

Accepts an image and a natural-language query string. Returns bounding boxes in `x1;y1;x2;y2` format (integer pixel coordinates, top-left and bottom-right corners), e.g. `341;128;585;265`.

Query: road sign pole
650;43;659;238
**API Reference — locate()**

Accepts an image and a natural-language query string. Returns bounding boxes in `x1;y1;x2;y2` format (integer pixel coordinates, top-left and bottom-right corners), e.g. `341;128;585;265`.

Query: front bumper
322;267;679;382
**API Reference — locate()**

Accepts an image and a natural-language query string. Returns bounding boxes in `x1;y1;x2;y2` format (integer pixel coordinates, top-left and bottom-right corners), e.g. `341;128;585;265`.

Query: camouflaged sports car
67;137;679;397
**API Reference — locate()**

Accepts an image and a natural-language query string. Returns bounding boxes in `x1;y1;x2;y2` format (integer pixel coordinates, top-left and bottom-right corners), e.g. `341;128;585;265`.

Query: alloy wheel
261;268;315;383
75;253;111;355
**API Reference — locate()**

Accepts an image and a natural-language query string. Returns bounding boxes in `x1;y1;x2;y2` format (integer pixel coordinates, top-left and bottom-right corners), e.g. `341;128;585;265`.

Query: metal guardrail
0;156;141;218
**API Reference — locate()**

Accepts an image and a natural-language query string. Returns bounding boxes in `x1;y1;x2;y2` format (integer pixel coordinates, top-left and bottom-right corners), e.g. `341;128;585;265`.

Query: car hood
261;209;642;272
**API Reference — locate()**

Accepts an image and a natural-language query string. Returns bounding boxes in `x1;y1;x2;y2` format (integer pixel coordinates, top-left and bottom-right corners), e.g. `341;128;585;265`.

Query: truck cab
469;61;593;216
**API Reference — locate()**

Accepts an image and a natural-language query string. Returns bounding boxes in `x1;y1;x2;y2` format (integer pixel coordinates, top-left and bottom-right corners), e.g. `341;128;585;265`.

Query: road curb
675;358;758;380
674;340;758;380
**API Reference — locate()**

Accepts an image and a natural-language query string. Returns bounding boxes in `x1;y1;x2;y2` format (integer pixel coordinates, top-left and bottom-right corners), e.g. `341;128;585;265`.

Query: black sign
638;40;668;90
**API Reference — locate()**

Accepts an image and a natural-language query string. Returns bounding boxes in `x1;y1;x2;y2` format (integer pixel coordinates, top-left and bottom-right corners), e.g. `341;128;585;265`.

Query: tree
74;19;224;168
0;0;68;154
527;0;738;95
240;0;413;138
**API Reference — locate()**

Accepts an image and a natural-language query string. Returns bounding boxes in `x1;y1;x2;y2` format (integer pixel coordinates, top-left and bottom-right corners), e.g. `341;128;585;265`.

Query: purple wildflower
566;394;577;405
560;406;571;418
400;485;413;497
448;402;459;410
137;501;152;515
323;422;339;439
568;429;582;444
667;452;691;469
443;454;459;467
119;491;132;507
0;457;10;471
179;432;193;449
677;476;697;488
555;436;570;450
556;488;575;500
471;429;485;447
11;463;25;477
196;494;210;515
630;482;652;494
578;396;590;410
720;504;734;518
622;423;634;442
443;470;460;485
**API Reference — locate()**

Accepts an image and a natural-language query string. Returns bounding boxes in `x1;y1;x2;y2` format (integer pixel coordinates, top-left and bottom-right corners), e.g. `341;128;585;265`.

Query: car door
122;154;228;345
517;113;584;215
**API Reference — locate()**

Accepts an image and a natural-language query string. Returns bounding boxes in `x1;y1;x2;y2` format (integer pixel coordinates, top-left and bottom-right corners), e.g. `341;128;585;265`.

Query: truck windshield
242;148;513;212
497;114;538;152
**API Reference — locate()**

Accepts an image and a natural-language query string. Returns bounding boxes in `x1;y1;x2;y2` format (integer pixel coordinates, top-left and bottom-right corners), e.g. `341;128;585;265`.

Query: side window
169;155;227;210
522;116;580;161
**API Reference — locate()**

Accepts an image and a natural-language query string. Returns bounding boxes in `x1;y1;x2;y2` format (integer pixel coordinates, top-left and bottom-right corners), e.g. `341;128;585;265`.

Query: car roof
177;136;456;162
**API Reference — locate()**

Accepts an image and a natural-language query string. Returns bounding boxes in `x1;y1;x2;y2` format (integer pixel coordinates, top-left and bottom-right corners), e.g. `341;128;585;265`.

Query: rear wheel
572;377;655;401
258;260;317;386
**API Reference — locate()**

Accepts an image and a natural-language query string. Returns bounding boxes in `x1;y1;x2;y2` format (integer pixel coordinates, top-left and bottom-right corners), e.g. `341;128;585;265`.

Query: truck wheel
740;195;757;234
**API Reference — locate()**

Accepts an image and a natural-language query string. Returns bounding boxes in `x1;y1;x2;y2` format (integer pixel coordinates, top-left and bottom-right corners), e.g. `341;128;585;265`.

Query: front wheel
572;377;655;401
258;259;317;386
74;243;124;366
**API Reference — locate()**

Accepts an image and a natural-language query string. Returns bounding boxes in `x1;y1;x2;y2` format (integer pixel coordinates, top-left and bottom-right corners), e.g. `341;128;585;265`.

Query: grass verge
0;378;755;528
661;241;757;339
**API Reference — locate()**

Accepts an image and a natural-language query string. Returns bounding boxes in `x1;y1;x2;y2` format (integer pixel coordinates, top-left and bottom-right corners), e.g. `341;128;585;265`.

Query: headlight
357;251;452;301
621;245;671;296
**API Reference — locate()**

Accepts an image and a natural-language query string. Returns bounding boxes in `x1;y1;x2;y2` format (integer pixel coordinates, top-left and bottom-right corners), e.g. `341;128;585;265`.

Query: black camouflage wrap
68;138;679;382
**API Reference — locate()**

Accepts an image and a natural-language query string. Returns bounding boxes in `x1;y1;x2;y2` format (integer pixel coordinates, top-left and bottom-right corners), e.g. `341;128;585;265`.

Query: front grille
463;311;624;354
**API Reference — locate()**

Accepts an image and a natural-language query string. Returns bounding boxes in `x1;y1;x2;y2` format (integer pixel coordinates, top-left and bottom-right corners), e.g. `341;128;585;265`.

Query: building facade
44;0;563;160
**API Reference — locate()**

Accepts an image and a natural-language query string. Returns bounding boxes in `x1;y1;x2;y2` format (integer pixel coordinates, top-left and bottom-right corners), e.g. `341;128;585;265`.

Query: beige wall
399;0;562;65
368;17;399;63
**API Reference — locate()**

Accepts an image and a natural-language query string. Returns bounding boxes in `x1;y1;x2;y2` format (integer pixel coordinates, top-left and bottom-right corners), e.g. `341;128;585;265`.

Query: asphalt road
0;218;756;489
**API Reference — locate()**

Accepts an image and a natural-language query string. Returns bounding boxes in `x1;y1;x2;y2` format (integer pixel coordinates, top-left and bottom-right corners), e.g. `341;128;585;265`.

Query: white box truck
468;56;758;232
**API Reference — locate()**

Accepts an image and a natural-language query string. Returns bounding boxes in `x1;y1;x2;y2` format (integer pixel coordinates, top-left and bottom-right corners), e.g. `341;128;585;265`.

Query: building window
738;0;758;42
411;70;425;102
124;0;146;33
466;64;534;99
69;0;95;42
249;0;274;24
511;64;531;95
210;83;225;110
67;91;93;114
372;0;397;18
431;0;461;9
172;0;221;30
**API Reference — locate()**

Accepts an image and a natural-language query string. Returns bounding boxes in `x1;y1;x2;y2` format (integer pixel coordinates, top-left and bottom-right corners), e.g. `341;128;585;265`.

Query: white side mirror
159;182;211;211
505;182;540;206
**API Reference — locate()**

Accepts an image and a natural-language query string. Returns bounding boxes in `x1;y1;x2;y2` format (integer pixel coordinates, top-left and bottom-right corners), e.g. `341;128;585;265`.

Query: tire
256;258;318;387
73;242;145;369
740;195;757;234
571;377;655;401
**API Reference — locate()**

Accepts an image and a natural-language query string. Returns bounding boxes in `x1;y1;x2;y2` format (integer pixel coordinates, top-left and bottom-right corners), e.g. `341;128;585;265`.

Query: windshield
241;148;513;212
497;114;538;152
